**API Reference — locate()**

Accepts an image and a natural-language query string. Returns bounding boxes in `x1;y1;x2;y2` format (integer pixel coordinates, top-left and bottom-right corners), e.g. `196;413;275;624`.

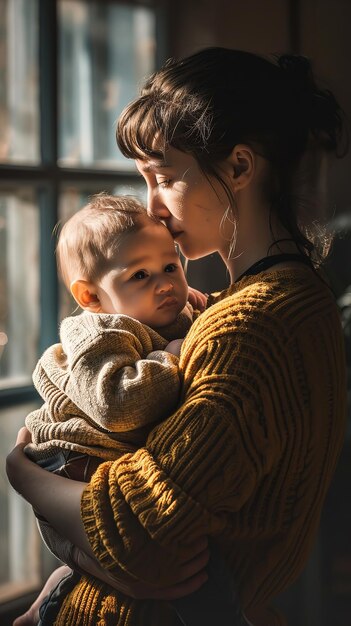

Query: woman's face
135;148;234;260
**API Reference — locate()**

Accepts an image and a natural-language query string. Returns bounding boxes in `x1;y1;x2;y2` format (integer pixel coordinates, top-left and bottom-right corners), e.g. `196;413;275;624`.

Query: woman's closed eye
156;178;171;189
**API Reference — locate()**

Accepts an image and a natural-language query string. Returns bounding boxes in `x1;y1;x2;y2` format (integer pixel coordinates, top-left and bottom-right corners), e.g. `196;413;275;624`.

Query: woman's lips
158;296;178;309
170;230;183;240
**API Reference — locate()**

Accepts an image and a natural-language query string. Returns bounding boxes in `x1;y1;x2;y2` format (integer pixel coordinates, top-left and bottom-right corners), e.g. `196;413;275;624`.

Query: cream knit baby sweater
26;309;192;462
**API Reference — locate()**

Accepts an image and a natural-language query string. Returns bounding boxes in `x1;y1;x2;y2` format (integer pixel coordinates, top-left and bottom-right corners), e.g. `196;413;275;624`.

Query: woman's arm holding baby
7;427;93;556
7;427;209;598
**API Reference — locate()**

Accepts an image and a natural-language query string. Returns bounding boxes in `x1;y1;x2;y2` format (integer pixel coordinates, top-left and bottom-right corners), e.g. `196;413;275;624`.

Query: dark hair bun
277;54;347;156
278;54;311;80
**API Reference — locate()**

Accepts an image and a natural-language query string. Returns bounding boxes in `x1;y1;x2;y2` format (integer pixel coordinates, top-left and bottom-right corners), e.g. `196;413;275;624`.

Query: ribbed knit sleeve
80;286;287;583
76;268;346;624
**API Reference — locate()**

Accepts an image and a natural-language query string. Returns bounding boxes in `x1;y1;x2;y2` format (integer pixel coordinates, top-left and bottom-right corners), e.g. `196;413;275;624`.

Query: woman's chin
179;247;214;261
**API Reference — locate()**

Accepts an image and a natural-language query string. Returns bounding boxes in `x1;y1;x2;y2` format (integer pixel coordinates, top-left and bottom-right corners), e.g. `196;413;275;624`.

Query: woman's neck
221;202;300;284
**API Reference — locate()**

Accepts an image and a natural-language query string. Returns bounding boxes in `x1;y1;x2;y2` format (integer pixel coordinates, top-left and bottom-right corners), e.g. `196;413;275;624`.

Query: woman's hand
6;426;33;495
15;425;32;446
6;429;93;556
6;426;36;494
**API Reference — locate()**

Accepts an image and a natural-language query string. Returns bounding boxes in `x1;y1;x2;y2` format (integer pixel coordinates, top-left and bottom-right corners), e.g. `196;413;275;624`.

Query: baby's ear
70;280;101;312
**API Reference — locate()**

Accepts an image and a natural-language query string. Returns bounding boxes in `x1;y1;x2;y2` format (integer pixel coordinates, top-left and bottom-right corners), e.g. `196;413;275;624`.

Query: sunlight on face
96;220;188;329
136;147;234;261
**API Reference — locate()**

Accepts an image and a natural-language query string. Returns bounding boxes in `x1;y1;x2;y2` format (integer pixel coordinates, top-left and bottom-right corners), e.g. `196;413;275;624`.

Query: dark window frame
0;0;168;409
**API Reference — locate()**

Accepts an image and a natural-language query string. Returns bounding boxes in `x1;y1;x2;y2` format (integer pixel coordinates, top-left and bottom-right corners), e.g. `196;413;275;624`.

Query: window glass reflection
0;0;39;164
0;191;40;388
58;0;156;168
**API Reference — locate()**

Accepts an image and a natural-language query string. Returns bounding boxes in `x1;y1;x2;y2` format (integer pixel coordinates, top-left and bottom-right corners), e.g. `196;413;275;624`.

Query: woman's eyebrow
143;161;170;172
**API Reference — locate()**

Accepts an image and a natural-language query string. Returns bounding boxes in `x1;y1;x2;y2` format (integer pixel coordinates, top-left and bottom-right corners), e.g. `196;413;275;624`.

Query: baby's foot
13;565;71;626
13;601;40;626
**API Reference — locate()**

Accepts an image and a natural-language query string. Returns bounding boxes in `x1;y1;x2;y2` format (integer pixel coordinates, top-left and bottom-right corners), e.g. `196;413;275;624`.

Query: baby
25;193;194;480
21;193;243;626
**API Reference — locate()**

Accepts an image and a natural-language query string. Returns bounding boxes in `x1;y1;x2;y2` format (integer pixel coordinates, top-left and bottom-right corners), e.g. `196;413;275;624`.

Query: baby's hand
165;339;184;357
187;287;208;312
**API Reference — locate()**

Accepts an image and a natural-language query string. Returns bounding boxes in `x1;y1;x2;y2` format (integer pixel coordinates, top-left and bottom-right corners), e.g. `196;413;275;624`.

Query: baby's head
57;193;188;329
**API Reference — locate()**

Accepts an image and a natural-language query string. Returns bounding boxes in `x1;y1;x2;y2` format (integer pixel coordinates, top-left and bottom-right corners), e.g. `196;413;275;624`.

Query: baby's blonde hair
56;193;148;289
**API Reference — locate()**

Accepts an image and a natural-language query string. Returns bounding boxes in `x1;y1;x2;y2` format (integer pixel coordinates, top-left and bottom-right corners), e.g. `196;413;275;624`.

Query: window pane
0;0;39;164
0;403;41;601
58;182;146;320
58;1;156;169
0;190;40;388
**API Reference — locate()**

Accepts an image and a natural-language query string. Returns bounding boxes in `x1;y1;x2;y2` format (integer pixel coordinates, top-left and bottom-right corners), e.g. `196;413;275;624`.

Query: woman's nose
147;188;171;219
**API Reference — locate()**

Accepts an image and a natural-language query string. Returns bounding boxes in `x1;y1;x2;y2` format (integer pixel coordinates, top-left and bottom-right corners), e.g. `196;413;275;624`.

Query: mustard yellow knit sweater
54;267;347;626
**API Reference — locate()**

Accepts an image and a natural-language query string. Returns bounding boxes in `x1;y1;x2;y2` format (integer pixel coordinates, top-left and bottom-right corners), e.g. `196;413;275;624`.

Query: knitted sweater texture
53;267;347;626
26;312;188;461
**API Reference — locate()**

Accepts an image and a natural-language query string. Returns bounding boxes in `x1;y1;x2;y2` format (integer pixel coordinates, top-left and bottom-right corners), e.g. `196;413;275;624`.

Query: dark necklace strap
235;253;312;283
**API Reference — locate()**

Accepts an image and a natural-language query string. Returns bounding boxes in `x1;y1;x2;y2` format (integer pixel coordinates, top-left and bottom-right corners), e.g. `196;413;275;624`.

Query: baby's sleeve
36;313;182;433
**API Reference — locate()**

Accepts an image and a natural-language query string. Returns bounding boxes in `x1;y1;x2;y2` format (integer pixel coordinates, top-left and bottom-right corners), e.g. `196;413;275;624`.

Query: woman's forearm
6;443;94;557
7;429;210;599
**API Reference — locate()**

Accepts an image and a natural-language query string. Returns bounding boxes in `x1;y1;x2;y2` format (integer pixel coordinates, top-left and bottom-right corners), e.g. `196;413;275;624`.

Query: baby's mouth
158;296;178;309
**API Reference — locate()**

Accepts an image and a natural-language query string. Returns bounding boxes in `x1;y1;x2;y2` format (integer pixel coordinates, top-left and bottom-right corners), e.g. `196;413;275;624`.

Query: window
58;1;155;168
0;0;160;605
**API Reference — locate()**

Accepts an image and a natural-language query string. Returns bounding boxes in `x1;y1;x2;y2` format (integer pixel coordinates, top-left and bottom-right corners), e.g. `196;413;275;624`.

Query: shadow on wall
186;253;229;295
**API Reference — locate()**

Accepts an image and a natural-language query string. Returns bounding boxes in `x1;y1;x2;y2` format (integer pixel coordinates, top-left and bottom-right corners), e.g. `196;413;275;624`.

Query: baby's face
96;220;188;329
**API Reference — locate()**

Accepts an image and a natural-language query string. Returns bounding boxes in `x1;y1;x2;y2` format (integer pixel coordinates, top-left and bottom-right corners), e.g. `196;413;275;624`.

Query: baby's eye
131;270;148;280
165;263;177;273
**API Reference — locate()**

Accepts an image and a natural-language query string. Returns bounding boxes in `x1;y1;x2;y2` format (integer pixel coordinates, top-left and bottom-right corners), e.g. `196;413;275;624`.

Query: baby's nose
157;280;174;293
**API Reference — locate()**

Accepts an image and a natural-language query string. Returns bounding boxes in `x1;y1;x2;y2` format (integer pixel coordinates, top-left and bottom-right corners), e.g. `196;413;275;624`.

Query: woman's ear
227;144;255;191
70;280;102;312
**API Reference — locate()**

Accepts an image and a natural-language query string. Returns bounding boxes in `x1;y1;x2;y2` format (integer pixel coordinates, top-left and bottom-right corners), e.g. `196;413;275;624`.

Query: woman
7;47;348;626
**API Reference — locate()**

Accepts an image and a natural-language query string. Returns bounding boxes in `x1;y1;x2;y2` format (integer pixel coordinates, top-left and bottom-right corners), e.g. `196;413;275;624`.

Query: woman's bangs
117;99;164;161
